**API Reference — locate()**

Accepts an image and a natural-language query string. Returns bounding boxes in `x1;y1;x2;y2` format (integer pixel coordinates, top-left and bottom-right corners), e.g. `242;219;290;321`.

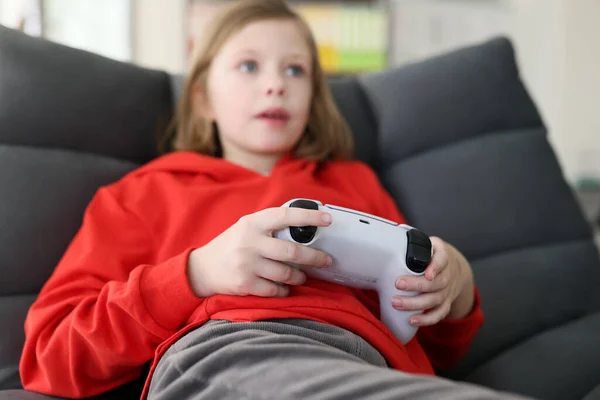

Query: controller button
289;200;319;243
290;226;317;243
406;230;432;273
290;199;319;210
406;244;431;273
407;229;431;248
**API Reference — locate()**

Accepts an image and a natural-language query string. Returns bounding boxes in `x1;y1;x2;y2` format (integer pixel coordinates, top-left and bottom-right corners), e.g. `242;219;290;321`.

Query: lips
256;108;290;121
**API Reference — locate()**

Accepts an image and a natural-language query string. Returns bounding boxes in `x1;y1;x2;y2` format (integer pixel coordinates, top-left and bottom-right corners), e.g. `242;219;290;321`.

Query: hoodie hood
131;151;317;182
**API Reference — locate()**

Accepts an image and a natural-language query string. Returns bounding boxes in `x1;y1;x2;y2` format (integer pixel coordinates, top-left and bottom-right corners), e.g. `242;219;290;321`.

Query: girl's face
199;19;313;169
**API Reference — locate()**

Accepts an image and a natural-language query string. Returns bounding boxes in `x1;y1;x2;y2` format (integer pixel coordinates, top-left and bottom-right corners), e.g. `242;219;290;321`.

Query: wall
511;0;600;185
0;0;42;36
563;0;600;185
132;0;187;74
509;0;569;179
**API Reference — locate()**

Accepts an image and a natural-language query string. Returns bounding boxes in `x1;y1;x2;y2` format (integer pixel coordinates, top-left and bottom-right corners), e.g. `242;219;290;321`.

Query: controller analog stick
289;200;319;243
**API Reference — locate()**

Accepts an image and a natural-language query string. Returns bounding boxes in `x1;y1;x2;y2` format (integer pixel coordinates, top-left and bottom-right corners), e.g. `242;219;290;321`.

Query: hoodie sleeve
357;163;484;370
20;185;204;398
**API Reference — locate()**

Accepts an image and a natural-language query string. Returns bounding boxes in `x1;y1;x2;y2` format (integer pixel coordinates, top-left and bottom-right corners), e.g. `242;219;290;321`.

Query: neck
222;147;285;176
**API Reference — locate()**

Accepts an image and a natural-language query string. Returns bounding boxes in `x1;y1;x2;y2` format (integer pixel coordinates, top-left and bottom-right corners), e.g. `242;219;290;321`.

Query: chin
250;140;298;155
254;147;293;157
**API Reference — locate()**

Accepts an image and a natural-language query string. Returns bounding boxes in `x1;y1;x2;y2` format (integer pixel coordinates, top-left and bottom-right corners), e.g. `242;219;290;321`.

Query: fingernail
396;279;407;290
392;298;403;308
324;256;333;266
322;213;332;223
410;318;419;326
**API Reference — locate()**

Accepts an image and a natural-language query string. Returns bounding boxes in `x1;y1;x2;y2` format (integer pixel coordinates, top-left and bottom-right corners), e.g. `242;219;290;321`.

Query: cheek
211;81;254;124
290;79;312;110
209;69;249;105
211;80;237;109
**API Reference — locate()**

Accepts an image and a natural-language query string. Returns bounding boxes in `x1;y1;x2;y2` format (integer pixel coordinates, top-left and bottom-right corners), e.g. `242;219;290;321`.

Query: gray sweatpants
147;319;532;400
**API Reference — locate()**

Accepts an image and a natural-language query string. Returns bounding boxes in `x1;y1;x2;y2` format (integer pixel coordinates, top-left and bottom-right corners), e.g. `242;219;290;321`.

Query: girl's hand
187;207;334;298
392;237;475;327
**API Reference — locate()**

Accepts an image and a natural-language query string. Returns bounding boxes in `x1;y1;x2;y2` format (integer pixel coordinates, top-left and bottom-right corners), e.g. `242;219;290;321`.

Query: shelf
187;0;390;75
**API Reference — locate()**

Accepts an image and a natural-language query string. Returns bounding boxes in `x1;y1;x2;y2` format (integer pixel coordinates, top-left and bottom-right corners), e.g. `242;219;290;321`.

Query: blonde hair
161;0;354;162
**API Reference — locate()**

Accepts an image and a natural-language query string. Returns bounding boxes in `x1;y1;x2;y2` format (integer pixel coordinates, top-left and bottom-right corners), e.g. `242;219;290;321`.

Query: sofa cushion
0;145;138;297
357;37;600;387
358;37;543;165
469;239;599;357
0;296;35;390
0;146;138;391
379;129;593;260
464;311;600;400
0;25;172;164
328;77;380;167
583;384;600;400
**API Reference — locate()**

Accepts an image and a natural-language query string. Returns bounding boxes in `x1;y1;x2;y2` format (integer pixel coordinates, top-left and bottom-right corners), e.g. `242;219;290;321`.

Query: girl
20;1;524;399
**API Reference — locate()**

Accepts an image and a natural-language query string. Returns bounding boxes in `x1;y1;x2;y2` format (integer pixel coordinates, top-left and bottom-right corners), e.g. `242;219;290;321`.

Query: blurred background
1;0;599;223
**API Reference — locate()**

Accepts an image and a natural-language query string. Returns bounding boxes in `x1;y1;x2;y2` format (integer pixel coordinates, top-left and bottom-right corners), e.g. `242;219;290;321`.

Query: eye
286;65;305;77
239;60;258;73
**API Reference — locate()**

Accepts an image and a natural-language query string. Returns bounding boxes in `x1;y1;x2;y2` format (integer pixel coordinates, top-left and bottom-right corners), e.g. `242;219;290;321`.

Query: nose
265;74;286;97
267;87;285;96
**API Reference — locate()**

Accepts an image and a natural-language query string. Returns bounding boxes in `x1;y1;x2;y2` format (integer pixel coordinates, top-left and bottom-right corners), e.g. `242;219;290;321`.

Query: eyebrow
232;49;310;62
232;49;259;58
287;53;311;62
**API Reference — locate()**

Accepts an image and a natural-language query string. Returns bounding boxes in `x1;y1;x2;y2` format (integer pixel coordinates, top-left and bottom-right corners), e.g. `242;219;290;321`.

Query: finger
391;290;445;312
425;237;449;281
424;256;447;281
253;258;307;286
408;302;452;327
254;207;333;233
395;269;450;293
259;236;333;268
249;277;290;298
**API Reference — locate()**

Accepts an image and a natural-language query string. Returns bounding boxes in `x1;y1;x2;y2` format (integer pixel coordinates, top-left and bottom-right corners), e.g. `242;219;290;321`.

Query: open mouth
256;108;290;121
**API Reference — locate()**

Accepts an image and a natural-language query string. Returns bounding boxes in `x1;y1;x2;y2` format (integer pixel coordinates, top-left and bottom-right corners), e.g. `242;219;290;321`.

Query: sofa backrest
356;38;600;378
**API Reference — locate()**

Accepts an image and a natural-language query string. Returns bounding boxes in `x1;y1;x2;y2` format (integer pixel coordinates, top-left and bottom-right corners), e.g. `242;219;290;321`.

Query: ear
191;83;215;120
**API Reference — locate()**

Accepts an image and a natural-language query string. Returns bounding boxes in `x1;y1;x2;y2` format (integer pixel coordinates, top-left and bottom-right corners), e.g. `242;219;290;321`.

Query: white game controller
273;198;433;344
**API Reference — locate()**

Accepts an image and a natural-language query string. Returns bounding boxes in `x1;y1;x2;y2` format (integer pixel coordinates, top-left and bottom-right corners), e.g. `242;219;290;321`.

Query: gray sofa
1;24;600;400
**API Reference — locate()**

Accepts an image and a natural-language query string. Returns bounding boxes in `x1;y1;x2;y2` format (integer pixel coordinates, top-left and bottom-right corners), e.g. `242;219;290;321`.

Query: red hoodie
20;151;483;399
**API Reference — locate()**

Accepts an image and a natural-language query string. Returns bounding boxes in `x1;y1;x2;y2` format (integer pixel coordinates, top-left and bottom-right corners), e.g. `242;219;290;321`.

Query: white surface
43;0;132;62
0;0;42;36
132;0;187;74
389;0;513;65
